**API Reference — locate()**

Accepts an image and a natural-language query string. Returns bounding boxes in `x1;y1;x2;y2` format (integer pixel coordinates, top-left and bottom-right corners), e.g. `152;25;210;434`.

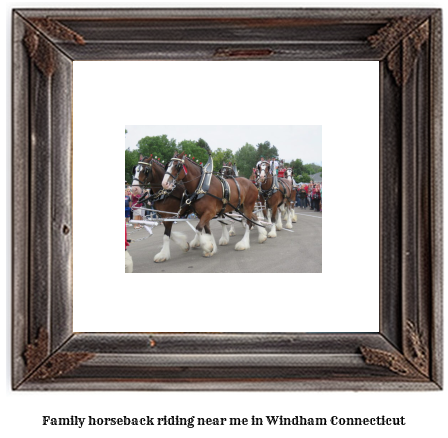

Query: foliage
256;141;279;161
295;172;311;184
288;158;304;175
125;148;140;184
234;143;257;178
125;133;322;184
212;148;235;168
137;135;177;164
178;139;210;166
196;138;212;155
304;163;322;175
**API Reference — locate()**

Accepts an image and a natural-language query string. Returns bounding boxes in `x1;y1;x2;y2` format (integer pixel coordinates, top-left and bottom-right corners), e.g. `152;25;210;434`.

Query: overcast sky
125;125;322;165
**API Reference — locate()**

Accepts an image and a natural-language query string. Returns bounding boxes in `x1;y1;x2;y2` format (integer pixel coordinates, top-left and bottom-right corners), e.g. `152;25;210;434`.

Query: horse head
219;161;234;178
162;151;188;190
131;154;151;196
249;168;259;182
258;161;270;183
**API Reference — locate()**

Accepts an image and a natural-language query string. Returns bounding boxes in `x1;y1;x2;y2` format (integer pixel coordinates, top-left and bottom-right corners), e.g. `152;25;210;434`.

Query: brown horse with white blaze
162;152;267;257
258;161;294;237
218;162;238;237
284;167;298;223
250;167;269;222
132;155;190;262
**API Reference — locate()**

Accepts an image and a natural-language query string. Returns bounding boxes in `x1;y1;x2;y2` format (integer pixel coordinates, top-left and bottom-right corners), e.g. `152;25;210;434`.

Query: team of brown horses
131;154;298;261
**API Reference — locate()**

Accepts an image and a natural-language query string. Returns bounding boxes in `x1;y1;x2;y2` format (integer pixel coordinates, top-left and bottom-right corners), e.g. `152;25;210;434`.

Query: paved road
127;207;322;273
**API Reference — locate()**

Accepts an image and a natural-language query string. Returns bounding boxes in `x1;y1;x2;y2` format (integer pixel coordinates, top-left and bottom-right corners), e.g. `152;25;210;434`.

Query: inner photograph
125;125;322;273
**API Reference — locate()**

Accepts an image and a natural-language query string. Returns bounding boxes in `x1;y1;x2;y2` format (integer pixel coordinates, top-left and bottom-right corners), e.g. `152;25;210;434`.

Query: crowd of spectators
296;181;322;212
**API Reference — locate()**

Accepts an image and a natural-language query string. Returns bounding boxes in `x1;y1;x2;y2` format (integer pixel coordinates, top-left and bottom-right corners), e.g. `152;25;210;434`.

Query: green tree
212;148;235;168
137;135;177;164
125;148;140;184
235;142;257;178
295;172;311;184
196;137;212;155
178;139;210;166
256;141;279;160
289;158;304;175
304;163;322;175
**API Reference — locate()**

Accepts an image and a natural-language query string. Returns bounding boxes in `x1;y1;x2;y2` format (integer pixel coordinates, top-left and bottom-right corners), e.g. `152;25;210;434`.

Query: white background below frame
73;60;379;333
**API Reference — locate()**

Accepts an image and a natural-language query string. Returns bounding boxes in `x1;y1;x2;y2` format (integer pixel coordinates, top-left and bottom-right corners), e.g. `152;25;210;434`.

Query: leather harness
259;175;291;208
174;156;263;228
136;159;183;205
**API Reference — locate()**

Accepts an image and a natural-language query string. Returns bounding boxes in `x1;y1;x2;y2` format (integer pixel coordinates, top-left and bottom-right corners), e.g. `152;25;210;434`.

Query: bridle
258;161;271;184
220;165;233;176
164;156;185;183
132;160;153;186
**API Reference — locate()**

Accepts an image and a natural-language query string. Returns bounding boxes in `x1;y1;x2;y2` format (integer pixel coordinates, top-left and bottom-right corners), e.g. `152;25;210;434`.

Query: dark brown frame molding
12;8;442;390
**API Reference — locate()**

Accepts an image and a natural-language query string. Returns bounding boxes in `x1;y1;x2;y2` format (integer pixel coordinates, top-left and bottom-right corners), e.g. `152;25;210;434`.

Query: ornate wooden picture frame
12;8;442;390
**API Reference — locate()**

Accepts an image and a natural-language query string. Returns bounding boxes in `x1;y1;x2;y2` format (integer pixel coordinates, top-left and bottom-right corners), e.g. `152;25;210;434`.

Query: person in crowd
298;184;307;209
302;183;308;209
256;156;265;168
309;181;315;209
311;184;321;212
270;156;279;175
278;166;286;178
125;189;132;226
319;183;322;212
125;221;133;273
131;186;143;229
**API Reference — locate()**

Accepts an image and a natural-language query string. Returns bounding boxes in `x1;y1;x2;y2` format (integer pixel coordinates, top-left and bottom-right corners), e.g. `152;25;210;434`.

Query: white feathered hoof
201;233;216;257
235;241;249;251
229;229;236;237
292;215;297;223
171;231;190;252
284;222;293;229
219;237;229;246
258;226;268;243
154;235;170;262
190;234;201;249
268;228;277;238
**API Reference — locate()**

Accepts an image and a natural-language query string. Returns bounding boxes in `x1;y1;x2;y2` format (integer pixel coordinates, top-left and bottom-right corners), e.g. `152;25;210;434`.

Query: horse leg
265;208;272;224
228;223;236;236
280;203;287;220
171;230;190;252
219;221;230;246
268;205;278;238
256;200;264;221
275;204;283;231
250;211;267;243
154;221;173;263
200;218;217;257
291;201;297;223
190;225;202;248
284;202;293;229
235;217;251;250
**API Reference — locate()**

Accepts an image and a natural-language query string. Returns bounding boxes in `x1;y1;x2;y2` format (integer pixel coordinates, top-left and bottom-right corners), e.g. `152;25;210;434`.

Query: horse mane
177;152;203;169
152;158;165;169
